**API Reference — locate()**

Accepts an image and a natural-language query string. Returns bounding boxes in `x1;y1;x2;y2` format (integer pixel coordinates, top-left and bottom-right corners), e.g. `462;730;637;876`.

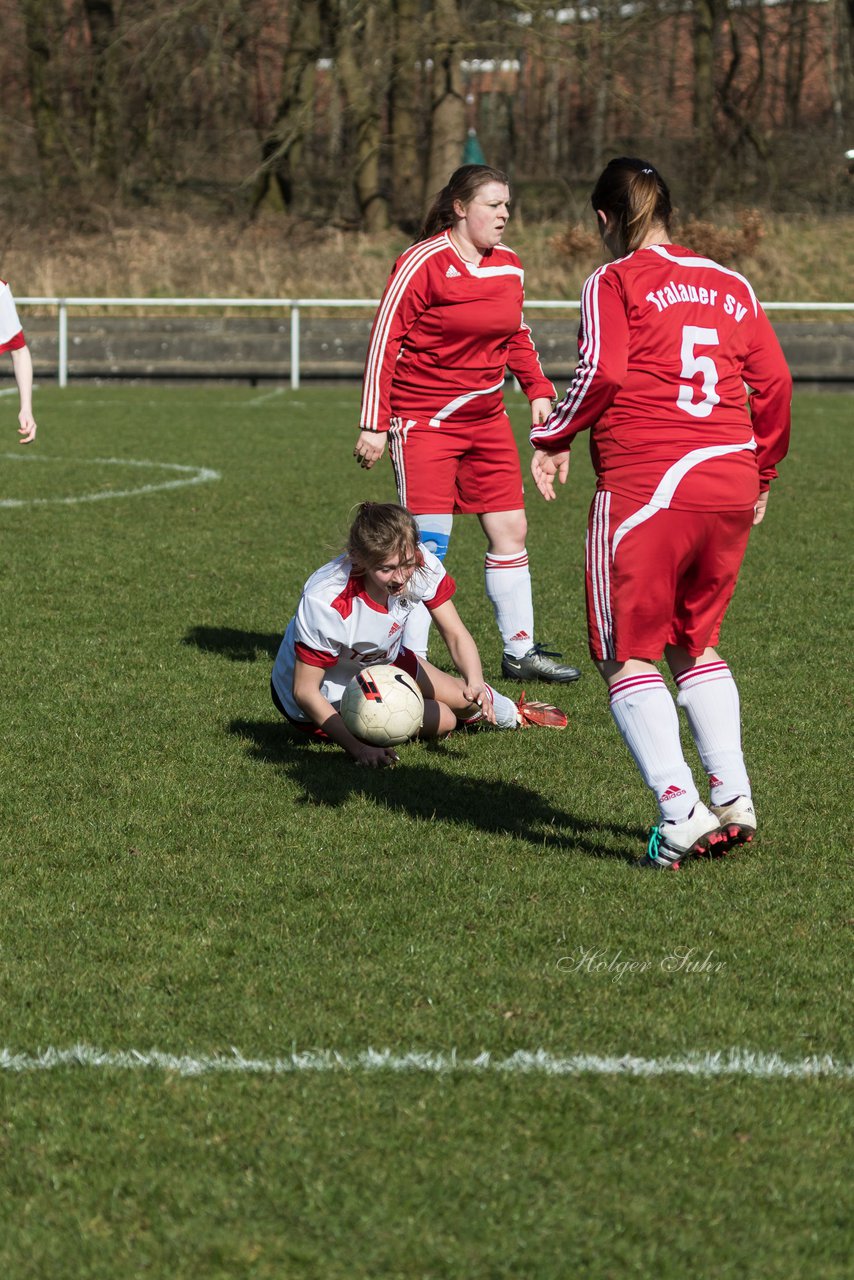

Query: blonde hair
591;157;672;256
345;502;420;570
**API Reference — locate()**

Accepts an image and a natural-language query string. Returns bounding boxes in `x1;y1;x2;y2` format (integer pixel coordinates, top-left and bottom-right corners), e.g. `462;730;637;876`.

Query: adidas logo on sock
445;264;461;278
508;630;531;641
660;784;687;802
709;774;723;788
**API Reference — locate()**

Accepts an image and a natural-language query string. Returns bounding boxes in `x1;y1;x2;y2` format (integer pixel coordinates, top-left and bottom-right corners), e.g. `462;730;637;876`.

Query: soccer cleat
710;796;757;852
456;709;486;732
515;691;568;729
501;643;582;684
642;802;722;870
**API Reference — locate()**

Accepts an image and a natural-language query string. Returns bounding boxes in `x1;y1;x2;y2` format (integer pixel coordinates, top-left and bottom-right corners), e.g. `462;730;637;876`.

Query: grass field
0;383;850;1278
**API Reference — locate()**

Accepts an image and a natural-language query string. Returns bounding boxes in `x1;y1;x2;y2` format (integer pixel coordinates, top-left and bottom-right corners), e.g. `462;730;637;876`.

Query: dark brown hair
346;502;420;570
591;157;672;256
418;164;510;241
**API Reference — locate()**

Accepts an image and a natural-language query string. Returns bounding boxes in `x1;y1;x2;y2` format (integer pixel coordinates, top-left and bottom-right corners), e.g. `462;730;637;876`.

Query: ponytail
591;158;672;256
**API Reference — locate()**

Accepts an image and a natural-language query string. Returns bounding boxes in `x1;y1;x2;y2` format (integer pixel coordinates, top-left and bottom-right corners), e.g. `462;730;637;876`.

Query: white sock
675;662;751;805
487;683;519;729
609;672;699;823
457;683;518;730
484;551;534;658
403;514;453;657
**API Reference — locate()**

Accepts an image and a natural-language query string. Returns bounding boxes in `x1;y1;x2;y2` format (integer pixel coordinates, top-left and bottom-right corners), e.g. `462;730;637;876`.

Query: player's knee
483;512;527;554
419;699;456;738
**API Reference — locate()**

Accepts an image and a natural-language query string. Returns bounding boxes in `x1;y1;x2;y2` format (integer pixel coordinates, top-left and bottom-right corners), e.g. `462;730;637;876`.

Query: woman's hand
462;682;497;725
17;409;37;444
531;448;569;501
353;430;388;470
530;397;554;428
352;742;400;767
753;491;769;526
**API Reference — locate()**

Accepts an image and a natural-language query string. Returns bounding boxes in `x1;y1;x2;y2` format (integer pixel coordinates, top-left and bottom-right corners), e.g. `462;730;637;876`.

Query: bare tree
2;0;848;224
783;0;811;128
426;0;466;201
251;0;327;216
390;0;424;230
831;0;854;140
82;0;121;187
18;0;76;188
691;0;723;209
334;0;391;230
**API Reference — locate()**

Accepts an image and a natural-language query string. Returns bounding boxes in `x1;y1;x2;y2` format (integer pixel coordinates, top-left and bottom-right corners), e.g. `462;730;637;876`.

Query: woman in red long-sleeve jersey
531;157;792;869
353;164;580;687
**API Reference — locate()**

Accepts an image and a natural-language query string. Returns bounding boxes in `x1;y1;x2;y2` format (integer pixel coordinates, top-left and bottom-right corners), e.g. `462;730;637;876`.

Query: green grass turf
0;384;850;1277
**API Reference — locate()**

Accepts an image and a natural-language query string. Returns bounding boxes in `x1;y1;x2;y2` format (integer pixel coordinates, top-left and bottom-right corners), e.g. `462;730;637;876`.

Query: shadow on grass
229;717;644;862
182;625;280;663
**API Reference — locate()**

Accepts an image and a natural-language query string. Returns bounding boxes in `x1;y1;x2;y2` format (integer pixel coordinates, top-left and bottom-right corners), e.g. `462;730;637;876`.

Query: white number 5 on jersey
677;325;720;418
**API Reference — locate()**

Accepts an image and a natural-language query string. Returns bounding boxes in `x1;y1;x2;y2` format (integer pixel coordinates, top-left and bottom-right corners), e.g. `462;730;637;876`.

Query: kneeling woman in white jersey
271;502;566;768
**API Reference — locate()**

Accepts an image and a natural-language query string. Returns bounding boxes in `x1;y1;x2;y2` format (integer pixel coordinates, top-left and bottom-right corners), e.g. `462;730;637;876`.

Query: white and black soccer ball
339;665;425;746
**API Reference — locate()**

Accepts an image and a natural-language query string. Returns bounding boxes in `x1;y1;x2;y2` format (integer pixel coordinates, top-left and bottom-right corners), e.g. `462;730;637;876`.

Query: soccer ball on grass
339;665;425;746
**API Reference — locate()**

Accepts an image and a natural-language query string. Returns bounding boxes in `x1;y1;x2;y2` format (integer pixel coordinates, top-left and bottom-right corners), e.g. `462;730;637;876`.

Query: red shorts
387;411;524;514
585;489;753;662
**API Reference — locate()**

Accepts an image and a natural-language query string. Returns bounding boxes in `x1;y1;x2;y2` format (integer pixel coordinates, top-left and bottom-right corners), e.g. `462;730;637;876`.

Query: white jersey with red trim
272;546;456;721
0;280;25;354
360;230;555;432
531;243;792;511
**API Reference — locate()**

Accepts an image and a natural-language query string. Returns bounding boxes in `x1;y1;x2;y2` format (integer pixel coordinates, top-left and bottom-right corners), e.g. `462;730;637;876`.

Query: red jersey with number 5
530;243;792;511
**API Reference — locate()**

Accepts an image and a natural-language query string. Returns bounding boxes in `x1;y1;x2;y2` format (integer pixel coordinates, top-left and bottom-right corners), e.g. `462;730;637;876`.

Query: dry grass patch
1;208;851;304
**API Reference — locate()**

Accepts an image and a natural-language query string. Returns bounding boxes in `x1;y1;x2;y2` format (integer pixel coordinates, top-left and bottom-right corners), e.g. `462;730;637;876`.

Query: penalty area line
0;453;220;507
0;1046;851;1081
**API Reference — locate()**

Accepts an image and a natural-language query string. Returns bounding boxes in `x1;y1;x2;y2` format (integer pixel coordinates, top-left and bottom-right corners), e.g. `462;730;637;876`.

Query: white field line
0;1045;850;1081
0;453;219;507
248;386;288;406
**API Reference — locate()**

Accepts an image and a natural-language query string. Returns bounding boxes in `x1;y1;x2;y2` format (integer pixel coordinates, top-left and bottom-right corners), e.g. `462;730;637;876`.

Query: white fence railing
16;296;854;390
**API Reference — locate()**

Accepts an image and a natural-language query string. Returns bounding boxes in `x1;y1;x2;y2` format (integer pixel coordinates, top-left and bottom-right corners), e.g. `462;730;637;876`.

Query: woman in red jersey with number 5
353;164;580;687
531;158;792;869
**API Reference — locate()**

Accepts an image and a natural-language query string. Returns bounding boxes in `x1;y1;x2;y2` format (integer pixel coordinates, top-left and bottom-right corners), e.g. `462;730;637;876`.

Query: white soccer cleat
643;801;723;870
710;796;757;852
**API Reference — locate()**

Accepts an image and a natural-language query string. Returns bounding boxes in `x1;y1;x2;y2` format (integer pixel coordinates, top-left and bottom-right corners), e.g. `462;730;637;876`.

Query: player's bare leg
414;656;497;732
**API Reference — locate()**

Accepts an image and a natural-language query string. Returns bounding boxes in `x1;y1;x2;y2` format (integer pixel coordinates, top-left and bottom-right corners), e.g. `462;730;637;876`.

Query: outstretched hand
353;430;388;470
531;448;569;501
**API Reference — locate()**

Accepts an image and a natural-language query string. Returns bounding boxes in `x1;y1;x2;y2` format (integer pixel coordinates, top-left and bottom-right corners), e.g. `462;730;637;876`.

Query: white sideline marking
66;398;246;408
0;453;219;507
0;1045;850;1080
248;386;288;406
0;387;18;398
